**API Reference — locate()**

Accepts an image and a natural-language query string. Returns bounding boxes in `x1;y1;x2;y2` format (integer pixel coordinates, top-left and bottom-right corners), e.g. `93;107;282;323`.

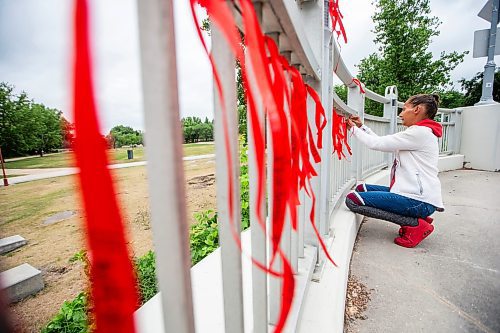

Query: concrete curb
299;171;388;332
438;154;464;172
298;205;363;332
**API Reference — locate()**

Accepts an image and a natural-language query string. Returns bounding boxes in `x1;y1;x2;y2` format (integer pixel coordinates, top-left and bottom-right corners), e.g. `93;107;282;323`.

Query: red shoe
399;216;433;236
394;218;434;248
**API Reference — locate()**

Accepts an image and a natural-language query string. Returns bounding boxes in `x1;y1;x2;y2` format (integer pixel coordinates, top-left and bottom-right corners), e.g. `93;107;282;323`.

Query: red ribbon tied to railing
329;0;347;43
73;0;139;332
351;77;366;94
189;1;346;331
332;108;352;160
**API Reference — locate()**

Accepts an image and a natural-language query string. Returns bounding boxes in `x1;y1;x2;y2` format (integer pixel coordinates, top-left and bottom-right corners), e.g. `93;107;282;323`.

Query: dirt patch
187;173;215;189
0;159;216;332
344;274;372;332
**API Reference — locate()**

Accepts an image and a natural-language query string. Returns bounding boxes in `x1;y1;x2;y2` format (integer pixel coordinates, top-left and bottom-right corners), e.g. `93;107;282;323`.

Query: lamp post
0;147;8;186
477;0;500;105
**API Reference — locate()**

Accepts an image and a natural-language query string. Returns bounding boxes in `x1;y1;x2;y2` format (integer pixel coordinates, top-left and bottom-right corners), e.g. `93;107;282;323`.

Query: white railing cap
332;42;390;104
365;89;390;104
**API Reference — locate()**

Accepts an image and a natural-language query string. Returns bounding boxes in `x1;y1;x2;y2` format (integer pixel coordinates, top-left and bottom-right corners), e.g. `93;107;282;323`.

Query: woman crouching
345;94;444;248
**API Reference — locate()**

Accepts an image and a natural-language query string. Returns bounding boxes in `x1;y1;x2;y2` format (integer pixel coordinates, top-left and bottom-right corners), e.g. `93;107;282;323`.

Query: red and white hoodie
350;119;444;210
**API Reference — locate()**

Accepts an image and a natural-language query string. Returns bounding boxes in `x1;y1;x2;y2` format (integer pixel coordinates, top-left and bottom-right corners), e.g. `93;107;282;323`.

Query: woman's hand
349;115;363;128
346;117;356;130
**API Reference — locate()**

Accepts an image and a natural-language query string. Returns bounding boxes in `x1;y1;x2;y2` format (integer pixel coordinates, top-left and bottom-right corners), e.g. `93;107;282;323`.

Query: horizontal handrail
436;108;455;114
332;41;354;85
364;114;390;123
397;119;456;126
332;91;356;115
397;101;456;114
365;89;390;104
267;0;321;79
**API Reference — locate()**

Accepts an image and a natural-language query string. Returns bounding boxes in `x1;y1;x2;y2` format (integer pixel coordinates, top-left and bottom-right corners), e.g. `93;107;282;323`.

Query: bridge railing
397;101;463;155
134;1;464;332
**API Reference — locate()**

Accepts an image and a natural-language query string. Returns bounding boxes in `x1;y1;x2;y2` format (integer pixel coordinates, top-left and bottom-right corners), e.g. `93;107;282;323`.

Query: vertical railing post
319;7;333;236
267;112;280;325
347;83;365;180
137;1;194;332
453;109;463;154
303;79;323;259
383;86;398;135
212;19;245;333
438;111;446;153
447;111;456;154
248;82;268;333
384;85;398;165
248;5;268;330
261;25;289;326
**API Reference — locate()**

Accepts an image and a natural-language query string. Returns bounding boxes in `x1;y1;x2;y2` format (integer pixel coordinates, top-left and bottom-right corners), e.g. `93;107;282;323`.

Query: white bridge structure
134;1;500;332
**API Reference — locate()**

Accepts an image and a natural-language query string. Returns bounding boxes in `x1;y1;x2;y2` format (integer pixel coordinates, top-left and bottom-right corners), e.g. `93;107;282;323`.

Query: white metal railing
134;1;464;332
396;102;463;155
362;115;391;176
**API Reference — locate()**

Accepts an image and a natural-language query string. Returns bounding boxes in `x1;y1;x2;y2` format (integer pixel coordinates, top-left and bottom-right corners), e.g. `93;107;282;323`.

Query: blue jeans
356;184;436;218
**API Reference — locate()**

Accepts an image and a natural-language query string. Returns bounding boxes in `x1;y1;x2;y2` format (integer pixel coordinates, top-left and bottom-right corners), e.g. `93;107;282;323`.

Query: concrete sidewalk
348;170;500;333
1;154;215;186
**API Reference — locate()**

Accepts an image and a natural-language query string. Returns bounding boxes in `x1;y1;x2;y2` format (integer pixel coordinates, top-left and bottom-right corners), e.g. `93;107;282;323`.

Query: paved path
348;170;500;333
3;152;66;162
1;154;215;186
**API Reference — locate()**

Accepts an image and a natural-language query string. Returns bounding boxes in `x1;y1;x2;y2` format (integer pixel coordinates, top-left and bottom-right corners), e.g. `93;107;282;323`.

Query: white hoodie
350;121;444;210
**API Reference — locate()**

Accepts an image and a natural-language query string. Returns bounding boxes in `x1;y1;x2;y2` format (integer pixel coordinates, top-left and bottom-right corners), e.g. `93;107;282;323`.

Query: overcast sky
0;0;494;133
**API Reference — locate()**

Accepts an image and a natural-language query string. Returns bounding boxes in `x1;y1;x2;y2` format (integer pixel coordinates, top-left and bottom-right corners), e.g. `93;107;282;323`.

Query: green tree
25;104;63;156
108;125;143;148
334;85;347;103
459;70;500;106
181;117;214;143
436;89;465;109
0;82;64;157
357;0;467;115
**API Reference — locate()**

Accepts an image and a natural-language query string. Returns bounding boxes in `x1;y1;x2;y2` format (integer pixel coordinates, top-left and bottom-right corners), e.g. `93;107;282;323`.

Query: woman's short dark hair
408;94;440;119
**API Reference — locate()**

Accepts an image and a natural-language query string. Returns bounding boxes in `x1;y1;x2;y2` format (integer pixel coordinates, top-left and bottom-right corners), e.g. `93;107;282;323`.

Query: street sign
473;27;500;58
478;0;500;24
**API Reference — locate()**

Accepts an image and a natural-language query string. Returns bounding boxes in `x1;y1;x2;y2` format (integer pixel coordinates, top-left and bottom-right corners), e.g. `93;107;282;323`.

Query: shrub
135;251;157;305
41;292;89;333
69;250;87;263
190;210;219;266
44;142;251;330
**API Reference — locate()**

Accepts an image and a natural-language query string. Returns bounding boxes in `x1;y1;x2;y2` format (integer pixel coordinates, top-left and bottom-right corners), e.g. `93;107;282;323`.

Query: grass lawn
4;143;215;169
0;160;216;332
4;153;74;169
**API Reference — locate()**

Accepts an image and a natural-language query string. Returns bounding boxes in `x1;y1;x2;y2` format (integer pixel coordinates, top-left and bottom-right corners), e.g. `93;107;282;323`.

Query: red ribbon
190;2;292;331
305;85;327;149
331;109;352;160
190;1;342;331
73;1;138;332
329;0;347;43
351;78;366;94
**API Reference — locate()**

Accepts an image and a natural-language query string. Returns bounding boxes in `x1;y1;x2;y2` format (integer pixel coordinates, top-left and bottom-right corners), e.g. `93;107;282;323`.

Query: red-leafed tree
61;117;75;149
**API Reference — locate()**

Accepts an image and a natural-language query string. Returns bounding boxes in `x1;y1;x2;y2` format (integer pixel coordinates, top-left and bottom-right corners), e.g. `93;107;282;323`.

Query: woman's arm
348;115;378;136
350;125;423;152
358;124;378;136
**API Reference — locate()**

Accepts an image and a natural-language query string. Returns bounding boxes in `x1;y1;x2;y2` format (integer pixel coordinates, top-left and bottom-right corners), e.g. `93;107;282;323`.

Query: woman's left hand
346;118;356;130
